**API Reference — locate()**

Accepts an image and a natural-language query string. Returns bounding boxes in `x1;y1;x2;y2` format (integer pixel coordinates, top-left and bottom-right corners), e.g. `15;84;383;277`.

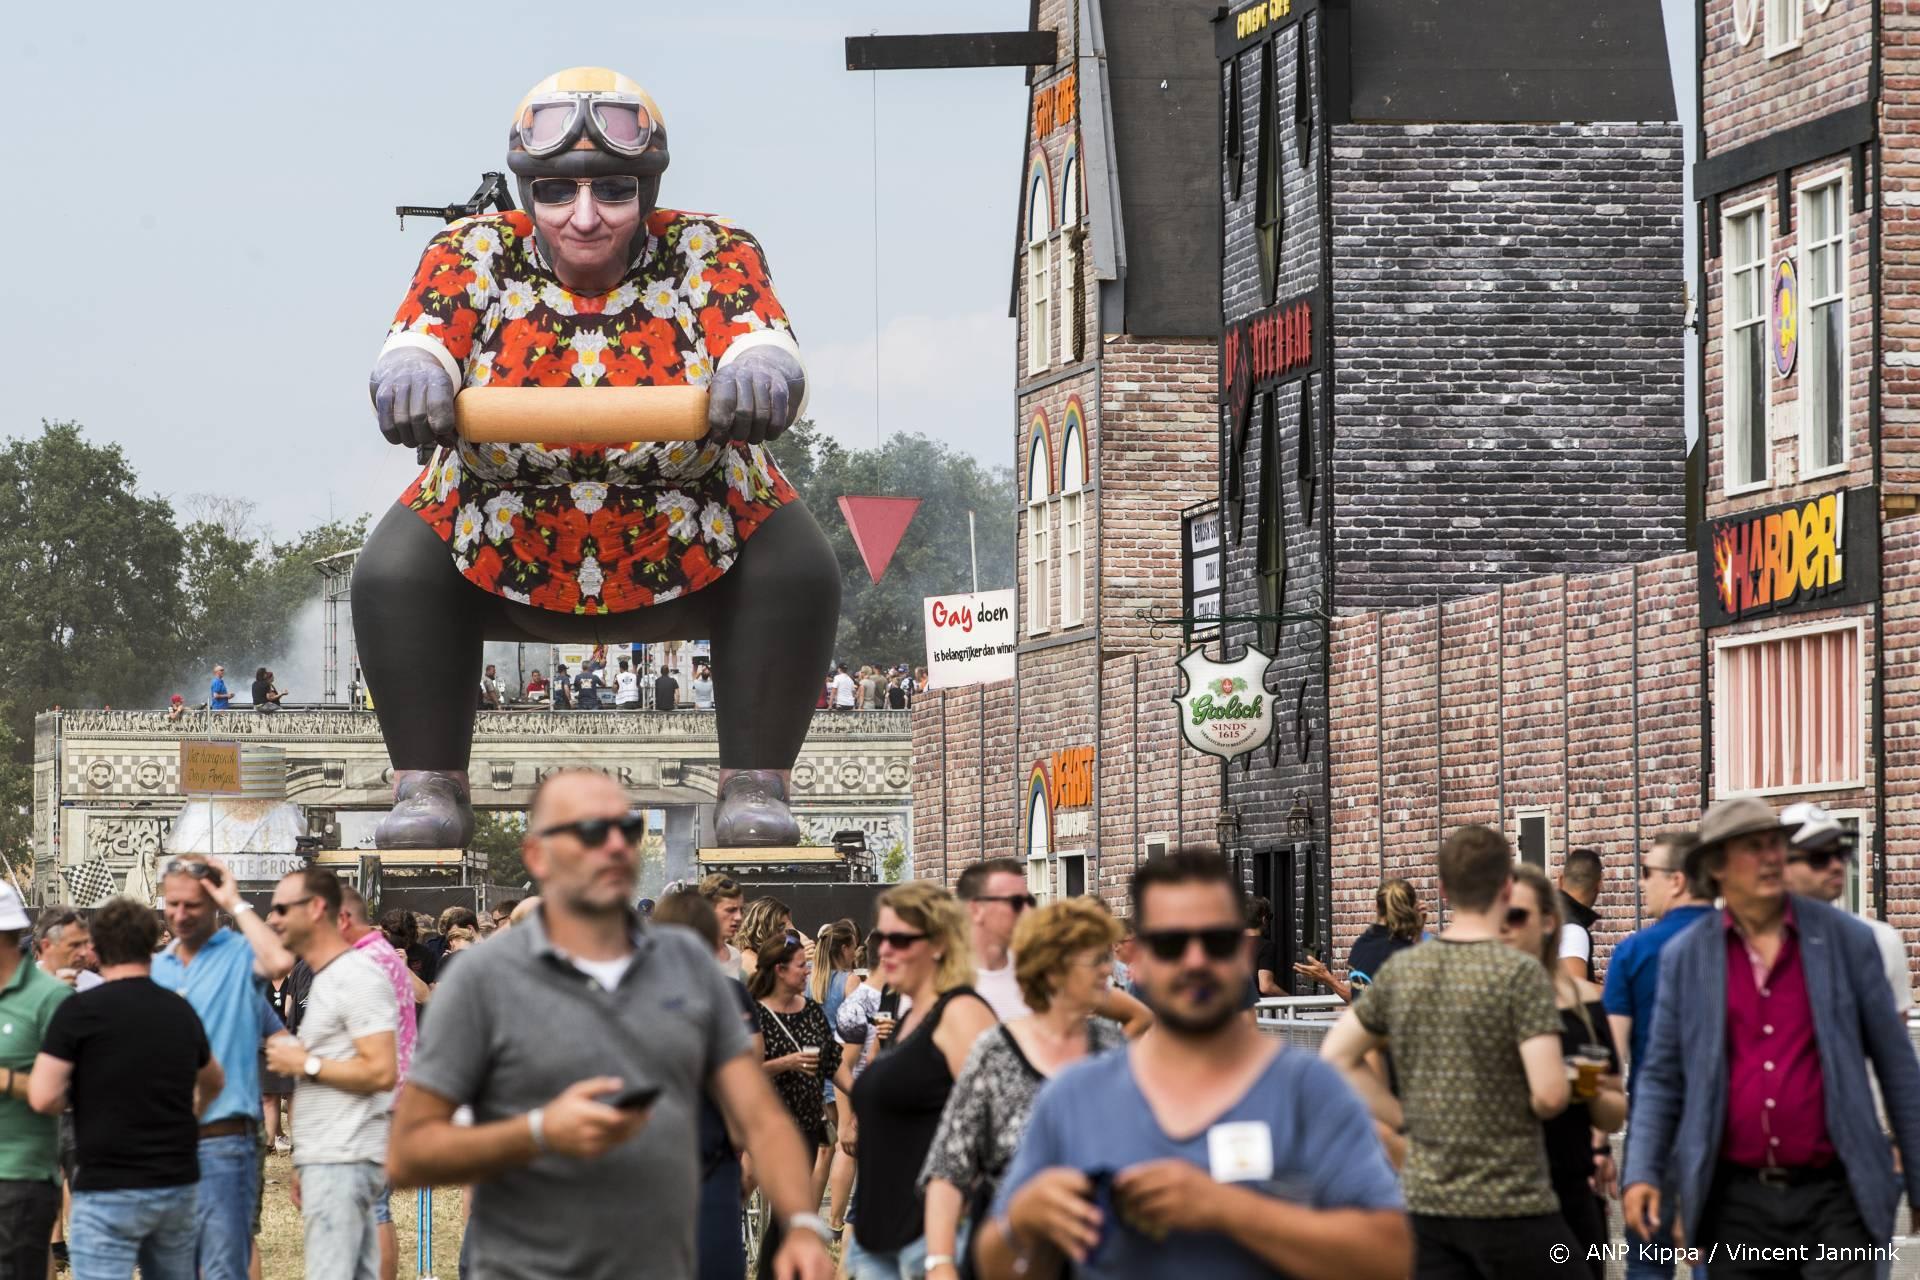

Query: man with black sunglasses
976;851;1409;1280
957;859;1039;1021
389;769;831;1280
1781;803;1909;1012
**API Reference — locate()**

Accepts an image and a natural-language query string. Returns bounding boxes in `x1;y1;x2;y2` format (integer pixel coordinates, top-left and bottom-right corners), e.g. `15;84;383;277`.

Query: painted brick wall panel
1330;124;1688;610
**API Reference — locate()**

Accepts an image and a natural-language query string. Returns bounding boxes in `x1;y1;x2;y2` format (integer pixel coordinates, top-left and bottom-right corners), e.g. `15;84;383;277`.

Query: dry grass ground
256;1152;466;1279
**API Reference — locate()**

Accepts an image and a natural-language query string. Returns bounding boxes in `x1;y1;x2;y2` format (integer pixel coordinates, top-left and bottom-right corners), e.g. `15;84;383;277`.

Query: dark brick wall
1328;123;1688;612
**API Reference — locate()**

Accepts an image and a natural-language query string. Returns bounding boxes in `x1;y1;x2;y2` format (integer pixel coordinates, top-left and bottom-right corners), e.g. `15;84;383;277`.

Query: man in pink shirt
338;885;421;1280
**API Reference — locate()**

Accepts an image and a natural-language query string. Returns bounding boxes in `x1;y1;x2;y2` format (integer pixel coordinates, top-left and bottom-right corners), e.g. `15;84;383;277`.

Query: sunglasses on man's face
1137;927;1242;963
1788;847;1852;871
536;813;647;848
975;893;1037;913
528;175;643;206
1638;862;1681;880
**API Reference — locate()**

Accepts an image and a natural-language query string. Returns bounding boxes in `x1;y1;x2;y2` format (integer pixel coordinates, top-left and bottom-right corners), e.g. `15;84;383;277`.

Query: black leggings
350;500;841;772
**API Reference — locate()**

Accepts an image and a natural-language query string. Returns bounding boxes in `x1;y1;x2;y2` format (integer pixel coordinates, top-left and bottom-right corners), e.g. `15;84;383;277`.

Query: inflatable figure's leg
705;502;841;844
351;507;491;849
352;500;840;849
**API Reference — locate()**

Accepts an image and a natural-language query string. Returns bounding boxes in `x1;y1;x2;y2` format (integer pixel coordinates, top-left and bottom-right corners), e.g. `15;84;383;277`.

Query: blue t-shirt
151;929;274;1125
992;1046;1403;1280
209;677;230;710
1600;904;1713;1096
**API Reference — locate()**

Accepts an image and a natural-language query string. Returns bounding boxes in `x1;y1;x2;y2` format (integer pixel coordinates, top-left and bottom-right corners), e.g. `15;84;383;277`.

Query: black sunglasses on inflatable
1138;927;1242;962
528;176;644;206
536;812;647;847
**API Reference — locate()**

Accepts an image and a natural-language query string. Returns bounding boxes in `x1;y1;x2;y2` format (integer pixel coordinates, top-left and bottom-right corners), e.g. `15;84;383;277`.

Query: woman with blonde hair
844;882;996;1280
920;898;1125;1280
736;895;794;980
1504;863;1624;1279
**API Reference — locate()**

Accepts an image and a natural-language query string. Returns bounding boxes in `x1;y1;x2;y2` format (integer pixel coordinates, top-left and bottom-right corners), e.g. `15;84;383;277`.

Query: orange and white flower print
389;208;799;614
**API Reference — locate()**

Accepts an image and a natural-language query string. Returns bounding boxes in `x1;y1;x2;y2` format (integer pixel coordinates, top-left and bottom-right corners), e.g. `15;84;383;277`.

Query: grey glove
707;345;805;445
370;347;457;453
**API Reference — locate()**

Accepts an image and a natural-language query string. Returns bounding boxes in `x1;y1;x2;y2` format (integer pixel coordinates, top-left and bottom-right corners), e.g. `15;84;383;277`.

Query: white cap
0;881;31;932
1780;801;1847;852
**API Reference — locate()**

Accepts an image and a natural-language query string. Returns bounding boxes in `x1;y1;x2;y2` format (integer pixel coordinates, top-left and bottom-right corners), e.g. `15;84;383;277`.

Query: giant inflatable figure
351;68;839;850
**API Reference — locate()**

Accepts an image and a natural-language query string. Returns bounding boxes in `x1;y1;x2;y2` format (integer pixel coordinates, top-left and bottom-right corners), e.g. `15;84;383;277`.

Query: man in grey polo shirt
389;770;831;1280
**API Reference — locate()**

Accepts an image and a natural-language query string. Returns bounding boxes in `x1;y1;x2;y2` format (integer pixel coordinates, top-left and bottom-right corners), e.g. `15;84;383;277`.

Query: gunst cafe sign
1696;486;1880;628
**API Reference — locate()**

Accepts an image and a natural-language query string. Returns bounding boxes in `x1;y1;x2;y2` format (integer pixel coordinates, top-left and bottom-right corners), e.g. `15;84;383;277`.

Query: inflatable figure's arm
700;224;806;445
371;220;510;449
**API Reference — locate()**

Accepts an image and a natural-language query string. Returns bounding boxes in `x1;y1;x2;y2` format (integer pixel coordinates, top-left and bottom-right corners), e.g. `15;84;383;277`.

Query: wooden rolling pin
454;385;710;444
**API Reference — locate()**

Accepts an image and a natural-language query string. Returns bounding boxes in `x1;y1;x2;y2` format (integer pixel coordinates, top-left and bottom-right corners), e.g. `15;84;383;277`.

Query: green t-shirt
0;957;71;1183
1352;937;1562;1218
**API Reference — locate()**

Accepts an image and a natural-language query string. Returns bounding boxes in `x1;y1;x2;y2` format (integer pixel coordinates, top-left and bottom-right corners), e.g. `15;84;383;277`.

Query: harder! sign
923;589;1017;690
1173;648;1276;762
1697;486;1880;627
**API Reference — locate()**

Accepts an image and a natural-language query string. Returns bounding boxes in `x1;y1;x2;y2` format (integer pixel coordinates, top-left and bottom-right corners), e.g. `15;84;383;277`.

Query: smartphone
602;1082;661;1111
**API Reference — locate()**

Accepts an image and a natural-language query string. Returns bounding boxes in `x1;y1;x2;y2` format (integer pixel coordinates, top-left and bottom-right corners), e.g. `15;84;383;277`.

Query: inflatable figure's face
528;166;657;293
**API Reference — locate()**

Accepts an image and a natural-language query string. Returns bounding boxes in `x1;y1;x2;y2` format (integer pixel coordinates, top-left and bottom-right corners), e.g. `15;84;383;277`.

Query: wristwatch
303;1055;322;1080
230;901;256;915
787;1212;832;1244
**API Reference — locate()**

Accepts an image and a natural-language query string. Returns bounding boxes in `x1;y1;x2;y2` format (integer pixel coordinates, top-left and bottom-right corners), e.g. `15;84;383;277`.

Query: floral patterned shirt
382;208;800;613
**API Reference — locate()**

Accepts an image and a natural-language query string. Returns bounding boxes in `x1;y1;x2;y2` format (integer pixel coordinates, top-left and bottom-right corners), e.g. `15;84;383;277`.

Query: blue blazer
1623;894;1920;1251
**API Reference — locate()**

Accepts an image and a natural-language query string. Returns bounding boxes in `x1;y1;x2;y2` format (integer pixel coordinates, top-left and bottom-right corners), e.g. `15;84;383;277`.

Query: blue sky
5;1;1692;537
3;1;1027;534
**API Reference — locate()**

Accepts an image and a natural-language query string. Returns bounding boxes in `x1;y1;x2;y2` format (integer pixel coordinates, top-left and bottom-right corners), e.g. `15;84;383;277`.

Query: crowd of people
821;664;924;711
4;784;1916;1279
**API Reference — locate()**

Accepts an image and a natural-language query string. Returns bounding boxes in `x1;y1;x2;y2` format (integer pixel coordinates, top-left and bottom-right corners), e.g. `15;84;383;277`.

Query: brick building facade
912;0;1223;906
1211;0;1685;976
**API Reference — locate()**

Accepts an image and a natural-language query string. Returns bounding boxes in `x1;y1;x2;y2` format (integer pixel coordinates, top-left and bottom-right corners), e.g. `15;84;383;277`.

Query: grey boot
375;770;475;850
712;770;799;847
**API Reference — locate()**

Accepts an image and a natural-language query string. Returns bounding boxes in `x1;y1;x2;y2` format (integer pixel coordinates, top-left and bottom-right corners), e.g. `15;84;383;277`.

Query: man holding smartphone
389;769;831;1280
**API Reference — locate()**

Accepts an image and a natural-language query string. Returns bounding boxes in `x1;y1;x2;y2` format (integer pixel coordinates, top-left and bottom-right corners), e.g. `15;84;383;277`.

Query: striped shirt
292;949;397;1166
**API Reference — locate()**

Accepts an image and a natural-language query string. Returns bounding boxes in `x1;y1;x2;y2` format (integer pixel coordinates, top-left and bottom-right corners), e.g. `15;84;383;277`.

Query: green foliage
766;421;1014;666
880;842;906;884
471;810;530;889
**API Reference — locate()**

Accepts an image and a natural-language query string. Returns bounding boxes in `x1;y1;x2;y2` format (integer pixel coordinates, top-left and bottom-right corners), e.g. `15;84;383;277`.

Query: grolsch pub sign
1174;648;1276;762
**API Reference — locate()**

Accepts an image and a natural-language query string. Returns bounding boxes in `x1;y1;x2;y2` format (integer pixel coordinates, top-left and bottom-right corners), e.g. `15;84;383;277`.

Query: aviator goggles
516;92;656;159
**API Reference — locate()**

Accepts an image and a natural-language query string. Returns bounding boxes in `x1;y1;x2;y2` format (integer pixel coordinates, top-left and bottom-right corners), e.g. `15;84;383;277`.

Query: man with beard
387;770;830;1280
974;851;1409;1280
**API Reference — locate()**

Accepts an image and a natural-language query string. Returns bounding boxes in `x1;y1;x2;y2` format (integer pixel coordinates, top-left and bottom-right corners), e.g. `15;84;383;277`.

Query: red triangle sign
837;496;921;584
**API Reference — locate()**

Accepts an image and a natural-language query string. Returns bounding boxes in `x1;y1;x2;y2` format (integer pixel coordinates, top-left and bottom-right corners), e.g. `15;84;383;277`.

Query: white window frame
1797;172;1849;480
1765;0;1803;56
1734;0;1760;43
1825;809;1874;918
1058;155;1079;367
1055;851;1088;900
1060;490;1084;627
1027;170;1052;376
1027;498;1051;636
1722;198;1772;496
1513;807;1552;869
1143;833;1171;860
1712;617;1867;798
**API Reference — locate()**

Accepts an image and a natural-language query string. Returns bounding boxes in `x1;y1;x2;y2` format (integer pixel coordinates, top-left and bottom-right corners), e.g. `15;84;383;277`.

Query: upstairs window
1765;0;1802;56
1059;405;1086;628
1723;204;1769;492
1059;145;1082;366
1026;413;1053;636
1254;40;1284;305
1255;392;1285;653
1027;157;1053;375
1716;623;1863;795
1800;178;1847;475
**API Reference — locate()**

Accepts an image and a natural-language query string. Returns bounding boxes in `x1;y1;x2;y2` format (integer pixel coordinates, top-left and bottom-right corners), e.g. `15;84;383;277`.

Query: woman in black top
749;937;845;1171
1505;865;1624;1280
1294;876;1425;1002
846;882;996;1280
250;667;284;713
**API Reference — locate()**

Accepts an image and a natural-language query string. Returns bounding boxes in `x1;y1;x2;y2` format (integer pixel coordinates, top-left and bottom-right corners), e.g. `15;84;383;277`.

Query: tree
471;810;530;890
766;422;1015;667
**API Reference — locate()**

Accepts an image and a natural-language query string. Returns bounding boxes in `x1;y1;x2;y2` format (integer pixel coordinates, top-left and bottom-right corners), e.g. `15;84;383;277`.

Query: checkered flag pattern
60;859;117;908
